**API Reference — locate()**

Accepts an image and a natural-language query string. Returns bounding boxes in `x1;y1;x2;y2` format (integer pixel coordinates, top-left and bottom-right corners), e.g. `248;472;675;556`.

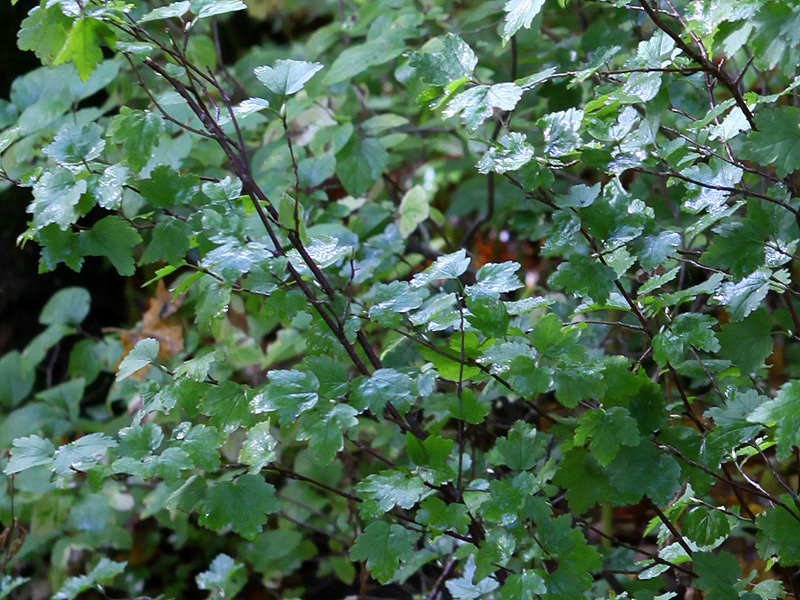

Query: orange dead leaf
117;281;184;380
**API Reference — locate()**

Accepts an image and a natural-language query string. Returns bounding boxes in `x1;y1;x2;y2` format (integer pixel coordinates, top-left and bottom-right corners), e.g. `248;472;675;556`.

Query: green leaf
501;570;547;599
179;423;225;470
298;404;359;464
53;559;127;600
574;407;640;467
446;555;499;599
409;34;477;85
553;448;625;514
466;295;509;338
742;107;800;178
54;18;108;81
251;370;320;424
0;575;28;600
607;443;681;505
200;380;251;432
190;0;247;20
682;159;744;215
357;470;426;513
107;108;165;172
196;554;246;599
502;0;546;42
40;287;90;326
0;352;35;408
44;123;105;166
349;521;421;584
80;216;143;276
508;356;551;396
368;281;426;327
335;135;389;196
493;421;546;470
198;474;279;540
683;507;731;547
238;421;278;473
705;389;765;448
444;83;523;131
630;231;681;271
93;164;128;210
411;249;471;287
17;4;72;65
323;37;407;86
416;496;470;535
52;433;118;476
140;2;191;23
712;269;771;322
399;185;430;238
653;313;720;366
755;498;800;566
717;309;773;374
137;165;200;209
116;338;159;381
141;219;192;265
549;255;617;302
476;132;534;174
4;435;55;475
693;551;739;600
27;167;87;233
702;219;765;280
540;108;583;156
119;423;163;459
466;261;523;298
255;59;324;96
748;380;800;459
352;369;415;414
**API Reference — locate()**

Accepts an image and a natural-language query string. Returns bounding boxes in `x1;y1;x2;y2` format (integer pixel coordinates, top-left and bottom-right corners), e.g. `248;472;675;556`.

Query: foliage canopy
3;0;800;599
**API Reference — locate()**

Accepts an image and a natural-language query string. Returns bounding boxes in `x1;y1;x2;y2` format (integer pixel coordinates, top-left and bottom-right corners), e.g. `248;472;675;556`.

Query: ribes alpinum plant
2;0;800;598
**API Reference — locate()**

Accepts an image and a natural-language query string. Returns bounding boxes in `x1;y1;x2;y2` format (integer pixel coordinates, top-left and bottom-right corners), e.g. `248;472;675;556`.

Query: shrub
2;1;800;598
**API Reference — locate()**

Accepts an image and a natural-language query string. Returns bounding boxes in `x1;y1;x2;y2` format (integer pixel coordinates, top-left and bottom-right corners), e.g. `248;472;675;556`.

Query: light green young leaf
54;18;107;81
